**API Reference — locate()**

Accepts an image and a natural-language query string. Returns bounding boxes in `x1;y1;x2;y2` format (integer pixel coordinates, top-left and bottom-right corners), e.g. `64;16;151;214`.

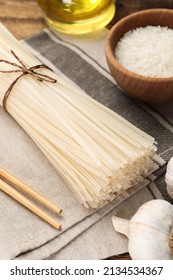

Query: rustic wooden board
0;0;46;39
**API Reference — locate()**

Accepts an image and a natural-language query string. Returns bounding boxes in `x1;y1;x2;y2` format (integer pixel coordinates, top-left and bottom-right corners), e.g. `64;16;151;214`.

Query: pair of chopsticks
0;167;62;230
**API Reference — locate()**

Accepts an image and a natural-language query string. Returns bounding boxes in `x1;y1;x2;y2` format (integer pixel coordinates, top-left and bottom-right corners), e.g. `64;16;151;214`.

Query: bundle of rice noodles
0;23;158;208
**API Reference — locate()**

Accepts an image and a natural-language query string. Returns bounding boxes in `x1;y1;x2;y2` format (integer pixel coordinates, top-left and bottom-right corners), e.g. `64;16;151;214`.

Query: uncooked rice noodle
0;23;159;208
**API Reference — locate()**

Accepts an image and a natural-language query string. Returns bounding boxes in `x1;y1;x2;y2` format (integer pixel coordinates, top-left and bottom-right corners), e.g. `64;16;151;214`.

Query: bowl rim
105;8;173;82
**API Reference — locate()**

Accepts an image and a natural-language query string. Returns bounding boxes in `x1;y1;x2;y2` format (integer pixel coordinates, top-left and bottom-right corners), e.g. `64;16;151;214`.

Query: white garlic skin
165;157;173;199
128;200;173;259
112;200;173;260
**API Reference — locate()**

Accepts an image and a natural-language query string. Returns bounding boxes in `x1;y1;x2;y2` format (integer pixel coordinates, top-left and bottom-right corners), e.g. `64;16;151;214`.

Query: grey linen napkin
0;29;172;260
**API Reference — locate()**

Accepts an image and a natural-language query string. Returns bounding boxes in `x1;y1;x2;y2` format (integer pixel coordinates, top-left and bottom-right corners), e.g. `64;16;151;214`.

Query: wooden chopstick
0;167;62;214
0;178;61;230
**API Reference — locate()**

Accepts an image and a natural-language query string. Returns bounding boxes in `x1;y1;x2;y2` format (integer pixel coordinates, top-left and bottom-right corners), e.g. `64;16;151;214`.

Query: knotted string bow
0;50;57;112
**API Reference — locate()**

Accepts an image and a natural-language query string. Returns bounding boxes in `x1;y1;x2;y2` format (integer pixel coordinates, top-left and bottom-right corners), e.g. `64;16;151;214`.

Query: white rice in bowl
115;25;173;78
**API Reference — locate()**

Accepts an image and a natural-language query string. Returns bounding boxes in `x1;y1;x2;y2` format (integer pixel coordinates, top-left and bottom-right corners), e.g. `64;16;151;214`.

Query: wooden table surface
0;0;172;260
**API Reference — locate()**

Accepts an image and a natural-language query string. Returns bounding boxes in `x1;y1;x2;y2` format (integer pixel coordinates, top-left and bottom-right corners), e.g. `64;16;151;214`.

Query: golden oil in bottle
37;0;116;34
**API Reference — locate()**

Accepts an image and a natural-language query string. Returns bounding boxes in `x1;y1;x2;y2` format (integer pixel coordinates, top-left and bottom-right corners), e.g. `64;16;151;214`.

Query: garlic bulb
165;156;173;199
112;200;173;259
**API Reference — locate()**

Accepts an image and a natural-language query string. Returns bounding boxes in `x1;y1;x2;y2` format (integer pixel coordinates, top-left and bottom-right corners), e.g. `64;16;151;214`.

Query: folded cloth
47;186;160;260
0;28;172;260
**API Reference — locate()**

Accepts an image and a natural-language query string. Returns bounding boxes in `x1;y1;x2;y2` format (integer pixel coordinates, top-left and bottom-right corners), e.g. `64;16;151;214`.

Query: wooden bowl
105;9;173;103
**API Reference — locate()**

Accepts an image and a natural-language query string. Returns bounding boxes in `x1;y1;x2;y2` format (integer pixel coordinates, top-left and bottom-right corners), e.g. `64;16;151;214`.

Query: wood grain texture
0;0;171;260
0;0;46;39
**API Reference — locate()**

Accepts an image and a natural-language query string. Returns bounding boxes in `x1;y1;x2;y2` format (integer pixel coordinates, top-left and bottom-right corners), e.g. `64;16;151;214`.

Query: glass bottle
37;0;116;34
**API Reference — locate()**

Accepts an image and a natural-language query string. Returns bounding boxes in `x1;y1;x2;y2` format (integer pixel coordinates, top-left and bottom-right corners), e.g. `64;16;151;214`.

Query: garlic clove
112;216;130;237
112;199;173;260
165;156;173;199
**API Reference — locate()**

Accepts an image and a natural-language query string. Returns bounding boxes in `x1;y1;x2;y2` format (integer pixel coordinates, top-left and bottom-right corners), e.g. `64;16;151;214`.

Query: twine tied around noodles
0;50;57;112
